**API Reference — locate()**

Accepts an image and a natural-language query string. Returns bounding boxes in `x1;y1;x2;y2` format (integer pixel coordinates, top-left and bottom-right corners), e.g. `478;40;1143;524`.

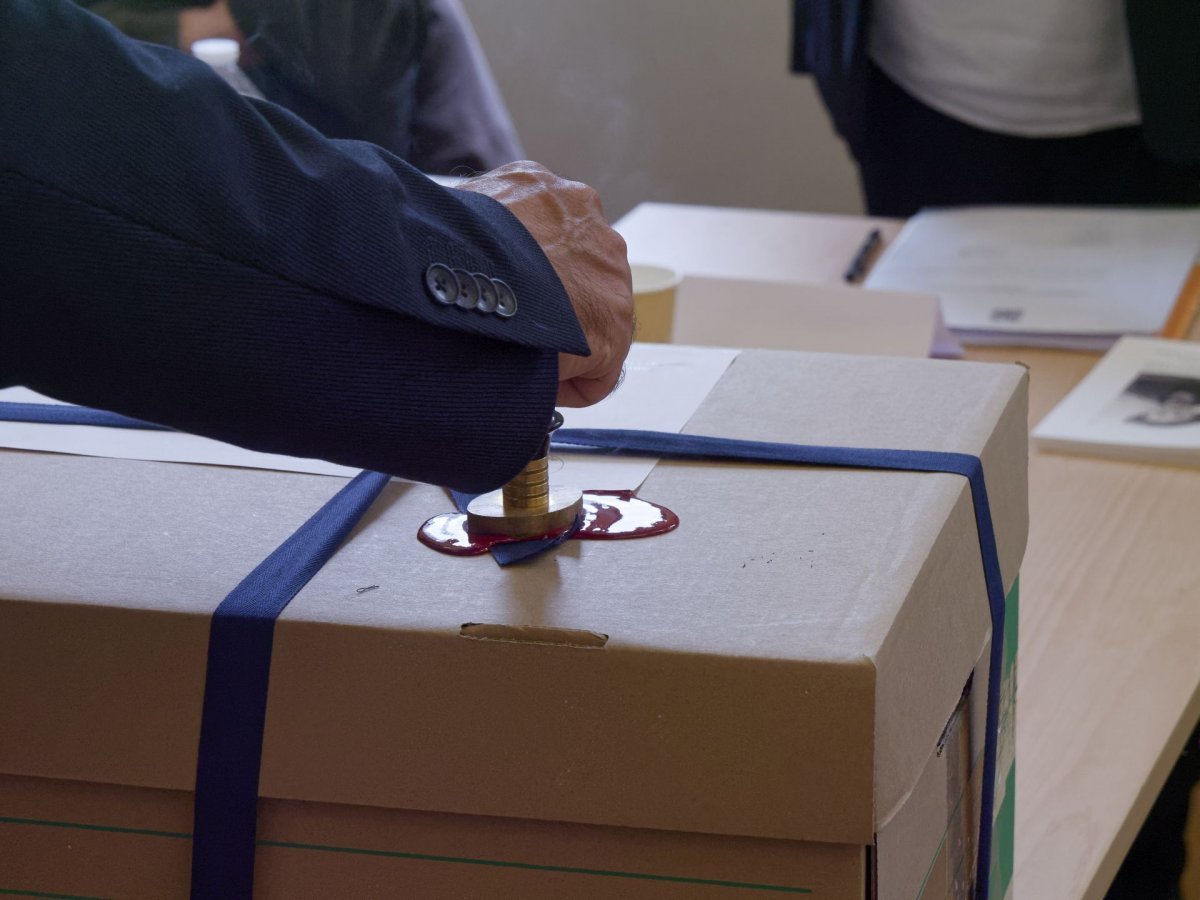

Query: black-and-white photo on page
1111;373;1200;427
1034;337;1200;466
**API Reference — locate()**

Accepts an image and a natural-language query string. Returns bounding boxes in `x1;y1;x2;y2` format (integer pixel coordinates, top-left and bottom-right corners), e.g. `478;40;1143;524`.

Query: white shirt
868;0;1140;137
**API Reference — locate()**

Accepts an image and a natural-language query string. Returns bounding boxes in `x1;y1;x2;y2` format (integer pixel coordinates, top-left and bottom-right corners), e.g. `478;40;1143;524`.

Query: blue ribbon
190;468;389;897
0;400;169;430
0;402;1006;900
553;428;1005;900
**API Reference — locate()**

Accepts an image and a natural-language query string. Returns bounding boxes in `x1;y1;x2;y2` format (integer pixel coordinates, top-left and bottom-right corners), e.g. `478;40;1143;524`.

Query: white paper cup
630;263;682;343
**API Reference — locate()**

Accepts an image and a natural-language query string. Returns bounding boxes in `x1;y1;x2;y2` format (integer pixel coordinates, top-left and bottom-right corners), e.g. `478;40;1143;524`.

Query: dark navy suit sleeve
0;0;588;492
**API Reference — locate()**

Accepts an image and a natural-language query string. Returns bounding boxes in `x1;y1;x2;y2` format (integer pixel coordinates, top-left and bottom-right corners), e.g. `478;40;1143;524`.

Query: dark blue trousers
857;62;1200;218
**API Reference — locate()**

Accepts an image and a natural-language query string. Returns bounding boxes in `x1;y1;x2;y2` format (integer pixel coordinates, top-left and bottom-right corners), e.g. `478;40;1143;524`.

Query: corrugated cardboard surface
0;774;864;898
876;647;988;900
0;350;1027;855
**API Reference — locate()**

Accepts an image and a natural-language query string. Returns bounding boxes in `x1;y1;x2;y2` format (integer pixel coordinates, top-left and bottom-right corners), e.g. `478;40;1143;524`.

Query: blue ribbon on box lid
0;401;1007;900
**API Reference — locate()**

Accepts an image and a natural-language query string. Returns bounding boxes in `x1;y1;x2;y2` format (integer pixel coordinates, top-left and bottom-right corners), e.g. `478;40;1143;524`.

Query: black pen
843;228;882;283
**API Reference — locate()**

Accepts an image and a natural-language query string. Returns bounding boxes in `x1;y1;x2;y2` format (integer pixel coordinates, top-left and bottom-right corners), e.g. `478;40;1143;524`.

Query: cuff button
425;263;458;305
474;274;499;314
452;269;481;310
494;279;518;318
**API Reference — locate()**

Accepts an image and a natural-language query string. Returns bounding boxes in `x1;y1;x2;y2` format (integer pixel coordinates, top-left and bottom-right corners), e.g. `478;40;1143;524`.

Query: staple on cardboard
459;623;609;649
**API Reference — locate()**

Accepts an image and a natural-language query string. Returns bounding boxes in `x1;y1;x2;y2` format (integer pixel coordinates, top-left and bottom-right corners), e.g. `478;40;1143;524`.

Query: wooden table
617;203;1200;900
972;342;1200;900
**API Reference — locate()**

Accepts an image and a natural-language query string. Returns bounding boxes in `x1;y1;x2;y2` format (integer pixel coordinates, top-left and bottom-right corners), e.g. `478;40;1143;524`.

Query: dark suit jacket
0;0;585;492
792;0;1200;164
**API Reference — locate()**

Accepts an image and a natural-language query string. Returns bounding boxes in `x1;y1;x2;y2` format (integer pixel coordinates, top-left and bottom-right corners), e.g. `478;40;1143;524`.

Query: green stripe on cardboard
0;817;812;894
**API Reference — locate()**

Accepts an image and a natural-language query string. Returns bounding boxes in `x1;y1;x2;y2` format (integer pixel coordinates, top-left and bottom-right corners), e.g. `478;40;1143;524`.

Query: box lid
0;350;1027;846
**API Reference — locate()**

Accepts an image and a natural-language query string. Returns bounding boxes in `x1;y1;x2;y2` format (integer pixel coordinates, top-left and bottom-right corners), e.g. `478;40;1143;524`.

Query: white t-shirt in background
868;0;1140;137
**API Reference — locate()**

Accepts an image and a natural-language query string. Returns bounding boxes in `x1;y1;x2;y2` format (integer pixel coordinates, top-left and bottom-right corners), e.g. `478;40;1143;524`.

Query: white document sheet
0;386;365;477
0;345;738;491
865;207;1200;345
556;344;739;489
616;202;895;286
670;274;944;358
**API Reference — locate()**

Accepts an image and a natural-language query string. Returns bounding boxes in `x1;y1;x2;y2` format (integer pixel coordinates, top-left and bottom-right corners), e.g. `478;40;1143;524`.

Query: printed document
866;207;1200;348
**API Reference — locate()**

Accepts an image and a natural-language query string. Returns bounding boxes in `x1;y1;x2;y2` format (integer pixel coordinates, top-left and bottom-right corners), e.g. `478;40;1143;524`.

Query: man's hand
458;162;634;407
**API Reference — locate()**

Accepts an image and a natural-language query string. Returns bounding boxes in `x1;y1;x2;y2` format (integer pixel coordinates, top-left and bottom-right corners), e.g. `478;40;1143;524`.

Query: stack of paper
866;207;1200;349
1033;337;1200;466
668;275;943;358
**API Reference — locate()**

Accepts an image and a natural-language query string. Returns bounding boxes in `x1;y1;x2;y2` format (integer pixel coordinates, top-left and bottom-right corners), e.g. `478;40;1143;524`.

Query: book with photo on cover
1033;337;1200;465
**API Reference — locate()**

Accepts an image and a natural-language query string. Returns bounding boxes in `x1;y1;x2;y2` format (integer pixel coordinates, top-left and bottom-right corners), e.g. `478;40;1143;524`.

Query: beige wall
460;0;863;221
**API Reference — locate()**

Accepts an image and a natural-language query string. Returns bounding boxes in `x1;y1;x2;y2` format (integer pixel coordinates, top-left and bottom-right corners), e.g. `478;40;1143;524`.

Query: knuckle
609;229;629;258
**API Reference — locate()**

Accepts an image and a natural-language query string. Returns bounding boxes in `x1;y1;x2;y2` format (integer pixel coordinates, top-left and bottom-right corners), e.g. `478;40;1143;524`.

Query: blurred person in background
791;1;1200;217
78;0;524;175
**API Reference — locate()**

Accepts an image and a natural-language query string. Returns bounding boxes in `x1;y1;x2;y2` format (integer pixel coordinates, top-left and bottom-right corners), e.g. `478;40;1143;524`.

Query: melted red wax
417;490;678;556
574;490;679;539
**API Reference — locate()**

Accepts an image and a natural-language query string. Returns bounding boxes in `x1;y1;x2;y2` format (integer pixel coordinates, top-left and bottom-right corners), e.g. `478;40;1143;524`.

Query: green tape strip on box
989;577;1019;900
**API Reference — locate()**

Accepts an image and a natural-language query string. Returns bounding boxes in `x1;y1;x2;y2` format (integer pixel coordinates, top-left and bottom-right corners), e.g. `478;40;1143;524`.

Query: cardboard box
0;350;1027;898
